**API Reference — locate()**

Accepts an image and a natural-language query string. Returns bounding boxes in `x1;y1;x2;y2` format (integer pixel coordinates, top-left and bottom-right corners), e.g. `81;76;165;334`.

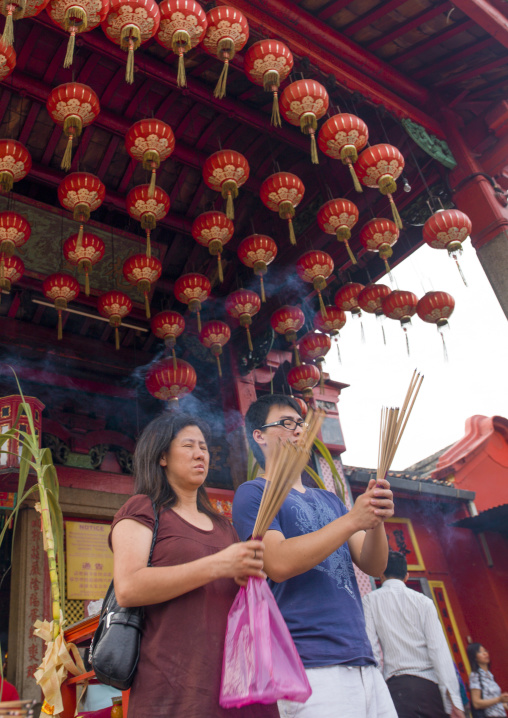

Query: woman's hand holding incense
214;539;266;587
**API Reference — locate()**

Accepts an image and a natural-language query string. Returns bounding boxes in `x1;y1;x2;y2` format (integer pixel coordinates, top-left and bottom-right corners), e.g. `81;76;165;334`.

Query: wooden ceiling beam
318;0;358;22
412;37;494;80
96;136;121;180
450;0;508;50
390;19;475;65
17;103;41;145
367;3;451;51
342;0;412;36
435;55;508;86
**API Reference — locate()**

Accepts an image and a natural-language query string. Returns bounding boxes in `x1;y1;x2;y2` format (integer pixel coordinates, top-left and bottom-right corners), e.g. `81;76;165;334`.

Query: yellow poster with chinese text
66;522;113;600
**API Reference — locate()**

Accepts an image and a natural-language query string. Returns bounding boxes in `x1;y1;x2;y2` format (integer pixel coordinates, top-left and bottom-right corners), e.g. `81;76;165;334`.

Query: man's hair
245;394;302;467
384;550;408;579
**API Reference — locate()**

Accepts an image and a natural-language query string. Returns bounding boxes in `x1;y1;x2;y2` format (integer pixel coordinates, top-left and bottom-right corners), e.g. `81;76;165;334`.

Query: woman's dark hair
133;411;225;524
466;643;489;674
245;394;303;466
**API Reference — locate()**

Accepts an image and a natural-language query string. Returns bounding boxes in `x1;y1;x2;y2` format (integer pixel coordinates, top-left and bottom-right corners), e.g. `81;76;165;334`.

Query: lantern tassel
177;48;187;88
214;58;229;99
0;256;4;280
115;326;120;351
217;253;223;283
388;194;403;229
319;365;325;395
148;166;156;198
145;229;151;258
271;90;281;127
216;354;222;378
345;241;357;265
404;328;410;357
84;270;90;297
382;325;386;346
245;326;253;352
360;320;365;344
293;344;301;367
453;255;468;287
0;171;13;193
2;7;14;47
346;159;363;193
309;130;319;165
335;337;342;364
125;35;136;85
172;347;177;371
61;132;74;172
64;26;77;68
197;311;202;334
57;310;63;341
288;218;296;245
226;191;234;220
144;292;150;319
76;224;84;251
318;291;327;319
439;328;449;363
259;275;266;303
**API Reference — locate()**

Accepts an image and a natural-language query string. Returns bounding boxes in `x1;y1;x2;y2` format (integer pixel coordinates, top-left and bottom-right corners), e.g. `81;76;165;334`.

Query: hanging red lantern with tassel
146;357;196;403
299;331;331;392
318;113;369;193
46;83;100;172
280;80;329;164
0;39;15;79
293;395;308;417
126;184;170;258
423;209;471;286
313;306;346;363
271;304;305;364
58;172;105;251
287;363;320;402
1;0;49;46
191;210;233;284
243;40;293;127
317;198;359;265
358;283;391;345
151;310;185;369
102;0;160;84
63;232;104;296
47;0;109;68
202;5;249;99
359;217;399;276
296;250;334;319
98;290;132;350
174;272;211;332
43;272;80;340
356;144;404;229
0;254;23;297
0;211;30;259
155;0;207;88
0;140;31;193
202;149;249;221
334;282;365;317
417;290;455;361
125;119;175;198
225;288;261;353
382;289;418;356
199;320;231;378
260;172;305;246
237;233;277;303
123;253;161;319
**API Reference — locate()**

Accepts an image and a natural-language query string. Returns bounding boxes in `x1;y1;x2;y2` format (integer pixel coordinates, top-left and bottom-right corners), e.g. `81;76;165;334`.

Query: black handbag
470;670;487;718
89;502;159;691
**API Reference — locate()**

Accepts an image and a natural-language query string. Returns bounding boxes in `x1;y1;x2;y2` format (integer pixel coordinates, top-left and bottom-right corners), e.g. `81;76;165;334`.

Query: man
362;550;465;718
233;394;397;718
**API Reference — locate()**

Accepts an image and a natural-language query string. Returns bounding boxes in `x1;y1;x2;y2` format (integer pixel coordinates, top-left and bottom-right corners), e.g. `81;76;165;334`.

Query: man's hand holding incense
349;479;394;532
347;479;394;577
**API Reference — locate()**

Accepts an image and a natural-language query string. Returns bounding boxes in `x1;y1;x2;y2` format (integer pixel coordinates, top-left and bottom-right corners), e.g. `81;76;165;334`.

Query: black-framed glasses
259;419;308;431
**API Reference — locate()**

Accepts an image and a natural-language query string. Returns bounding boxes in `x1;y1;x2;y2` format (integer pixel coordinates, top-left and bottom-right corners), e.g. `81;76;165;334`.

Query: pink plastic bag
220;576;312;708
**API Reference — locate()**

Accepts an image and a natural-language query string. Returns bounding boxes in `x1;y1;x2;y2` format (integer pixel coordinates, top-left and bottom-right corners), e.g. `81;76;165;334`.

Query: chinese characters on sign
66;522;113;600
384;517;426;571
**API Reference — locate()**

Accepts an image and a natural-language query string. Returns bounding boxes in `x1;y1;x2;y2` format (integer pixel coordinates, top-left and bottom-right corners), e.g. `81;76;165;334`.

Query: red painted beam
318;0;362;21
390;19;475;65
450;0;508;49
368;3;451;51
342;0;409;36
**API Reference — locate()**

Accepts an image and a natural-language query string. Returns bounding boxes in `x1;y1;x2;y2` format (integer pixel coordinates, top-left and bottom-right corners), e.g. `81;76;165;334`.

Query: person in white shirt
362;551;464;718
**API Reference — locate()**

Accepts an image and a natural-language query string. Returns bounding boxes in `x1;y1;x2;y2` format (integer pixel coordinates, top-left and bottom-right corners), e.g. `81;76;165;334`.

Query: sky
323;239;508;471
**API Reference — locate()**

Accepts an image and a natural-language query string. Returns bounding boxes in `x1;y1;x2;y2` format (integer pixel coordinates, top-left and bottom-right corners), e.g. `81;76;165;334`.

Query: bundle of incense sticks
377;370;424;484
0;699;36;716
252;408;325;538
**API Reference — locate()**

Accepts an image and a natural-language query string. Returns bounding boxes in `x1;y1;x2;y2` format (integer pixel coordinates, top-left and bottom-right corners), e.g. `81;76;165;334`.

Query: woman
111;412;279;718
466;643;508;717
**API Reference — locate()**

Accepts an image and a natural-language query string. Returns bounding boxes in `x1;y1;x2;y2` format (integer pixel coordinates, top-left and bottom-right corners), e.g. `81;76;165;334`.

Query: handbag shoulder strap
147;501;159;567
478;669;484;699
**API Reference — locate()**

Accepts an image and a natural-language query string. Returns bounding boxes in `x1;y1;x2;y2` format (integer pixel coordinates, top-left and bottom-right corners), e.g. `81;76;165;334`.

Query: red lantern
155;0;207;87
146;357;196;403
123;253;162;319
225;288;261;353
237;233;277;302
202;149;249;221
125;184;170;258
174;272;211;332
334;282;364;317
318;113;369;192
46;83;100;172
0;39;15;80
199;320;231;378
58;171;105;250
63;232;105;296
0;254;24;295
417;290;455;361
293;395;308;417
313;306;346;362
382;289;418;355
296;250;334;318
359;218;399;275
271;304;305;364
102;0;160;84
42;272;80;340
191;210;233;283
1;0;49;46
98;290;132;350
356;144;404;229
0;139;31;193
280;80;329;164
243;40;293;127
202;5;249;99
317;198;359;265
358;282;392;345
287;363;320;402
260;172;305;246
299;330;331;392
423;209;471;286
0;211;30;257
151;310;185;369
48;0;109;68
125;119;175;198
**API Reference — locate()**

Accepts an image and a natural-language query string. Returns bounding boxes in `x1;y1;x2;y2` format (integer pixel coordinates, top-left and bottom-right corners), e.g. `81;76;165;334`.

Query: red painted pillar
443;108;508;318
